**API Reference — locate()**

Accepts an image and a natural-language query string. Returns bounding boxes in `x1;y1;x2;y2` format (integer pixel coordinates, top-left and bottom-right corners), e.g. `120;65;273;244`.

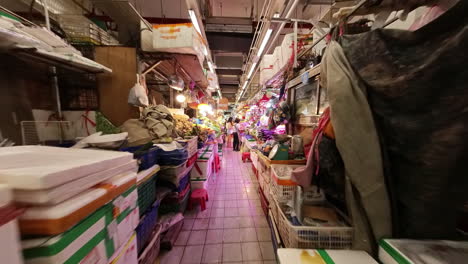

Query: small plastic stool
215;155;221;172
188;189;209;211
241;152;251;162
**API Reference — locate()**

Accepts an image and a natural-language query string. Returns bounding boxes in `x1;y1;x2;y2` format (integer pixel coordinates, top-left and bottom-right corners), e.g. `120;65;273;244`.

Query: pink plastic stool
188;189;209;211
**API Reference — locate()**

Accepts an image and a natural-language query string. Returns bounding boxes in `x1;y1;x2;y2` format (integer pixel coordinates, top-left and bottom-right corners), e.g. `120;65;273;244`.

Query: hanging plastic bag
128;74;149;107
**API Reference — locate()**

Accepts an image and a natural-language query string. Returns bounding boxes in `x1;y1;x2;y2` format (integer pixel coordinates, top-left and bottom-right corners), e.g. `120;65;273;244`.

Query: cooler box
191;147;214;180
278;248;378;264
22;204;114;264
379;239;468;264
108;233;138;264
0;184;23;264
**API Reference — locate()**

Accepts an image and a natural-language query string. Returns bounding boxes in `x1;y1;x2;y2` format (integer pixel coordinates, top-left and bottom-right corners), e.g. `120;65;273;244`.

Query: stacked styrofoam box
273;46;283;73
152;23;206;66
281;33;295;69
259;54;276;85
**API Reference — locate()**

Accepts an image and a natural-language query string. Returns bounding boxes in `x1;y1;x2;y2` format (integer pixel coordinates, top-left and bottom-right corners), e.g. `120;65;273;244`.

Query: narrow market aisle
160;148;277;264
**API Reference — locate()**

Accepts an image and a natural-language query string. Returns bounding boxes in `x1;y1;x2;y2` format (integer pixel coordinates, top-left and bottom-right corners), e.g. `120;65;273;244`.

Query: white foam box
14;161;137;205
108;233;137;264
278;248;378;264
151;23;205;65
0;184;23;264
22;203;114;264
281;33;294;68
379;239;468;264
191;153;214;180
273;46;283;72
0;146;133;190
260;54;276;85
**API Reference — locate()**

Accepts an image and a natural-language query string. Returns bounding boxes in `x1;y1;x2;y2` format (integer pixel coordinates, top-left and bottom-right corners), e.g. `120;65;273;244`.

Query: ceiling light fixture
202;45;208;56
188;9;202;35
247;62;257;79
273;13;280;18
257;29;273;56
176;94;186;103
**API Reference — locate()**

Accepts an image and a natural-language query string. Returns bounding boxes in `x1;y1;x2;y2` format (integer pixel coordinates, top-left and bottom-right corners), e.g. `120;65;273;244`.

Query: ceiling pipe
237;0;300;102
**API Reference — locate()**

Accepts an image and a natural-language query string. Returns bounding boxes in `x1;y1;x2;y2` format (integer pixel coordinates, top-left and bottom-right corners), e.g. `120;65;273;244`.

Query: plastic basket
121;145;158;171
138;225;161;264
136;201;160;254
274;200;353;249
270;165;302;203
137;174;157;217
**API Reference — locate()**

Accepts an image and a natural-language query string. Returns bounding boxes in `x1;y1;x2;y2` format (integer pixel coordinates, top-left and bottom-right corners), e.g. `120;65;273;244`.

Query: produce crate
136;201;160;254
270;164;303;203
159;161;188;179
138;225;161;264
137;174;157;217
273;200;353;249
121;145;158;171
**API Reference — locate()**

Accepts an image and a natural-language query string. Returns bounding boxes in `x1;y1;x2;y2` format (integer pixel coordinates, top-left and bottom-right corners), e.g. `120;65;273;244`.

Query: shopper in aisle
225;117;234;148
233;118;240;151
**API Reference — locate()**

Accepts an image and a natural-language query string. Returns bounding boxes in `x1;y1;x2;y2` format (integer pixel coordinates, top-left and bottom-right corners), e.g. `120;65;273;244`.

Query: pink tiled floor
160;148;276;264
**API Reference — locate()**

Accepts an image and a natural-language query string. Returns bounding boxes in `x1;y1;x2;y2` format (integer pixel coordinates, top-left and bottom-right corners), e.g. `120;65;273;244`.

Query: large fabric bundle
340;1;468;240
322;0;468;251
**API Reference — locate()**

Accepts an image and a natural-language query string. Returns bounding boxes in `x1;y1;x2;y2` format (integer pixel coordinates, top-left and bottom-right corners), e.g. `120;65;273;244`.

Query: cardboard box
278;249;378;264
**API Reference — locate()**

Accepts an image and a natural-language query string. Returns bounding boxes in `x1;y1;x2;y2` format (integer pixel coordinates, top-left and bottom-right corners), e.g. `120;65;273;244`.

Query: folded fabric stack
0;146;139;264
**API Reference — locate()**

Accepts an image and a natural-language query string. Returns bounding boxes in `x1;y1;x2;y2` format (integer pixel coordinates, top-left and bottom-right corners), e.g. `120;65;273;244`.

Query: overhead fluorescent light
208;61;215;73
257;28;273;56
273;13;280;18
247;62;257;79
188;9;202;35
242;82;248;90
202;45;208;56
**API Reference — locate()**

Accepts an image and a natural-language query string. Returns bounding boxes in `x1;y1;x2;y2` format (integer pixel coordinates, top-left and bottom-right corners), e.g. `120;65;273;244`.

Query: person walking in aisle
233;118;241;151
225;117;234;148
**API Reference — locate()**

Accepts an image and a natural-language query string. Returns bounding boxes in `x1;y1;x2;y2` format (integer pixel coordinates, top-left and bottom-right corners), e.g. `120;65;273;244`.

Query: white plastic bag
128;74;149;107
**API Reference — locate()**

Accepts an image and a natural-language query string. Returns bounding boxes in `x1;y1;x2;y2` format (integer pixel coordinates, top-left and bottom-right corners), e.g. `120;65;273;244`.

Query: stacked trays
136;201;160;254
177;136;198;158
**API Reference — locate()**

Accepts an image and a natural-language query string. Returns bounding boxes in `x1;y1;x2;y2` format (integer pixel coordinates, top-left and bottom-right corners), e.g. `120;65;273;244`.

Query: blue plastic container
121;145;158;171
156;148;188;166
136;201;160;254
176;172;191;193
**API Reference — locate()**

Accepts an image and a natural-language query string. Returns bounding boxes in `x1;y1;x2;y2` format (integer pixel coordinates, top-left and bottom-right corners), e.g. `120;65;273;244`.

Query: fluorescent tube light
257;29;273;56
247;62;257;79
188;9;202;35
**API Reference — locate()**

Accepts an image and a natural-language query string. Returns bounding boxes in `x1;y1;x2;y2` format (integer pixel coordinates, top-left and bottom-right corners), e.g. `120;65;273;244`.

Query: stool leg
200;199;206;211
187;199;192;211
205;193;209;202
